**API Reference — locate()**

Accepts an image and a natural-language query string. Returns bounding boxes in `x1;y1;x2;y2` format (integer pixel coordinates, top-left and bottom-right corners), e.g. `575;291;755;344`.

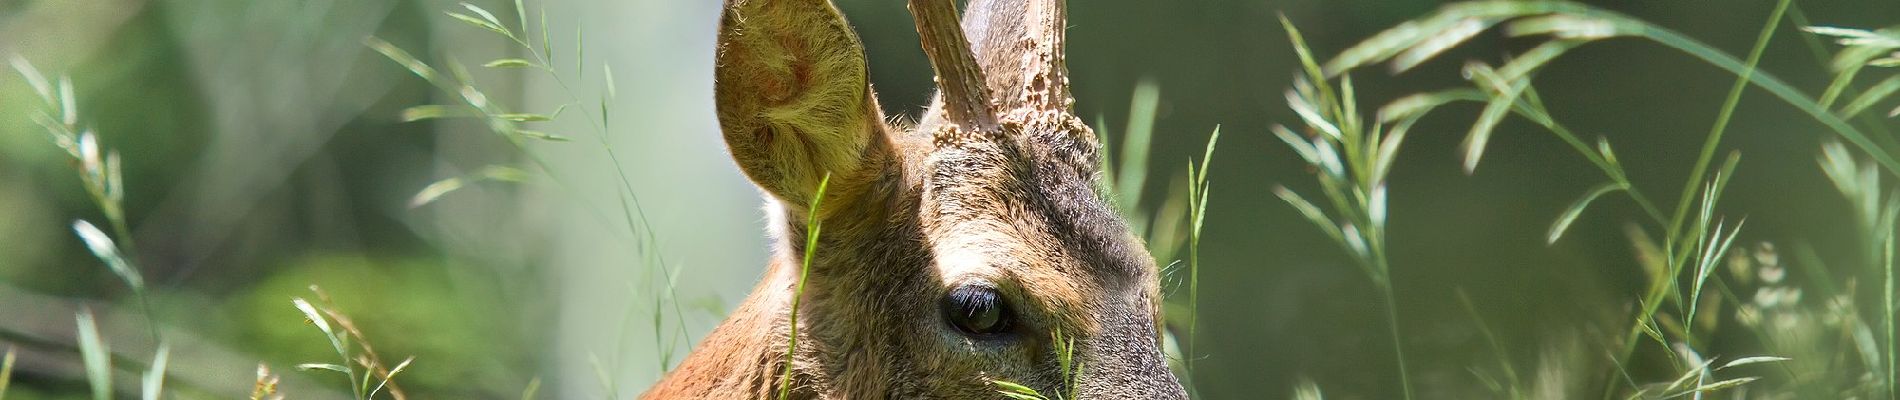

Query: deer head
643;0;1186;398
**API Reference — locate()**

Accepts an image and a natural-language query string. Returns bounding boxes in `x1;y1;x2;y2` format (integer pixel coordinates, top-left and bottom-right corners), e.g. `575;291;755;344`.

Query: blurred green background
1;0;1897;398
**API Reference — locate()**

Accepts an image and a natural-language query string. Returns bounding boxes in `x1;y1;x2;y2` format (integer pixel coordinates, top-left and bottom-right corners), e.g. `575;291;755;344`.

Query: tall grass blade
369;357;414;399
410;178;468;208
1665;358;1716;392
1840;75;1899;118
291;297;357;394
1197;127;1221;189
604;64;618;100
1634;10;1900;174
364;37;441;83
1117;82;1161;214
1504;14;1618;40
1055;327;1080;400
1292;377;1326;400
1378;89;1484;123
72;220;141;290
512;130;571;142
1816;45;1888;107
540;6;551;66
484;59;538;68
1686;219;1746;331
1455;289;1521;398
296;364;350;374
1281;14;1339;119
8;56;53;104
1274;186;1348;249
512;0;528;35
408;165;530;208
76;310;111;400
1321;2;1547;75
779;173;832;400
448;11;514;38
400;105;480;122
1717;356;1791;370
1804;26;1900;48
1339;2;1900;174
1883;194;1900;399
992;380;1049;400
142;343;170;400
58;77;74;126
1372;116;1421;186
521;377;541;400
1391;18;1494;73
1184;127;1218;393
1689;377;1760;394
1666;0;1788;245
1273;125;1320;165
0;346;14;400
498;113;553;122
458;2;505;30
1460;64;1530;174
1286;88;1342;140
1548;183;1624;244
1495;40;1579;82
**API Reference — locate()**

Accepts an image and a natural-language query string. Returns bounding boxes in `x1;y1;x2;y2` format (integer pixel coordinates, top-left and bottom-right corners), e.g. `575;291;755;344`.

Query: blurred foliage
227;255;531;398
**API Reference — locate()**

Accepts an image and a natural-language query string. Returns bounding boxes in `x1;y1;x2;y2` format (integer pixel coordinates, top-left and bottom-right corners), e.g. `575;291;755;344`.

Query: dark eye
942;285;1015;337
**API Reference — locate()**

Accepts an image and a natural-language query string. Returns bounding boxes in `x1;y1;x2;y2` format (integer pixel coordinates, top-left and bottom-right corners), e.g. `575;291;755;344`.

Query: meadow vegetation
2;0;1897;398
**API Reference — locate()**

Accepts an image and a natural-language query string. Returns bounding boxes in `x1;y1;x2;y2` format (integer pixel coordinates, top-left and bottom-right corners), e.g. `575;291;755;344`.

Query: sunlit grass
1095;80;1218;395
0;346;14;399
368;0;696;394
991;327;1083;400
1280;0;1893;398
777;173;830;400
14;56;181;400
290;287;414;400
1181;126;1218;396
1274;16;1418;400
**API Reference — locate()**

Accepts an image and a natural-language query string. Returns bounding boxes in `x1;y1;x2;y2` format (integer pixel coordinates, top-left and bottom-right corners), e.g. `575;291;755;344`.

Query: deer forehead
913;129;1154;320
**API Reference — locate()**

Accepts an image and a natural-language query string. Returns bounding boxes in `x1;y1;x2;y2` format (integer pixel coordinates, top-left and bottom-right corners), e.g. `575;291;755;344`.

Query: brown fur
641;0;1185;398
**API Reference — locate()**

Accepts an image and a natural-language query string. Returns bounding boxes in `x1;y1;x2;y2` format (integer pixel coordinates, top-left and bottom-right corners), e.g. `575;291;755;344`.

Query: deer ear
715;0;890;209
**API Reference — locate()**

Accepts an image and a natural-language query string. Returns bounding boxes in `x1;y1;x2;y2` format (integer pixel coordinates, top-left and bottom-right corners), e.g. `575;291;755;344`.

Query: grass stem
1379;279;1415;400
779;174;831;400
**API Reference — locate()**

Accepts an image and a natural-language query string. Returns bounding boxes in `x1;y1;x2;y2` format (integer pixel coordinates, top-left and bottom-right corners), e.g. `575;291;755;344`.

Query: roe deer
642;0;1187;398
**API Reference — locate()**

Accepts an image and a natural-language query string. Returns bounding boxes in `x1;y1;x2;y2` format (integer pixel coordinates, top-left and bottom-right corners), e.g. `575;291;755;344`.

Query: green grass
369;0;698;393
1274;15;1418;400
12;57;163;347
7;0;679;397
291;288;415;400
1182;125;1219;395
777;173;830;400
991;327;1083;400
1095;79;1218;396
14;56;181;400
1280;0;1895;398
75;310;109;400
0;346;14;400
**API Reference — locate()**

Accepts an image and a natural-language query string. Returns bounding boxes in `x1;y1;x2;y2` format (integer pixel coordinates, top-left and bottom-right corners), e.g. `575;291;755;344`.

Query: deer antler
1024;0;1071;112
909;0;998;132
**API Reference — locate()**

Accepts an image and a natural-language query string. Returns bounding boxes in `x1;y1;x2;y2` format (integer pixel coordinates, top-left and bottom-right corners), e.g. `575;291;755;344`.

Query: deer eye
942;285;1015;337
